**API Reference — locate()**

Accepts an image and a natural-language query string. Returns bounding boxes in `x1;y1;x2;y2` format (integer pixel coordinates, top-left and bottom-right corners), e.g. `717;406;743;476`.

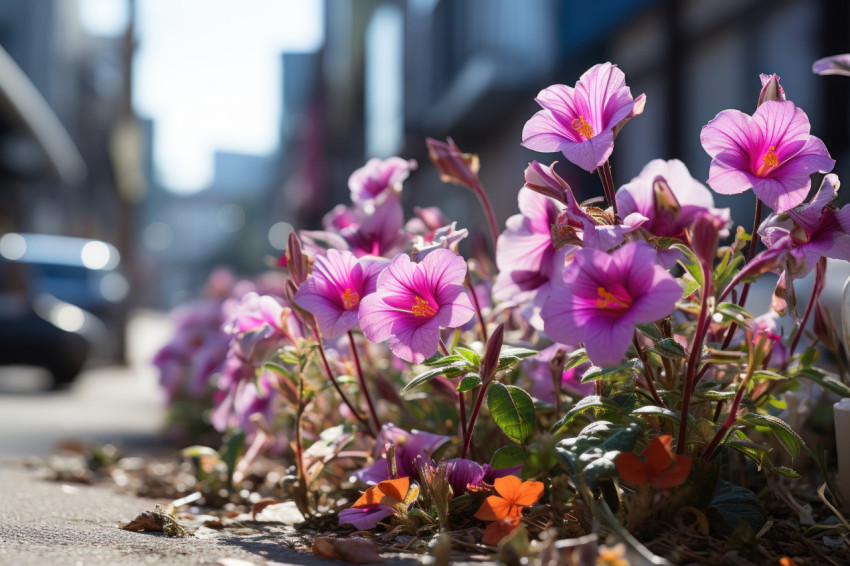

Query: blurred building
0;0;136;246
279;0;850;249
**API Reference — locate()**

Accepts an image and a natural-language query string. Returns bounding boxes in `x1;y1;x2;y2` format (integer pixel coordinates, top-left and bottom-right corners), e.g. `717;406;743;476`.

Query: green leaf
487;383;536;444
454;347;480;366
672;243;703;286
402;360;474;394
714;302;754;326
490;445;526;470
563;349;589;371
401;367;446;394
648;338;687;359
740;412;804;460
581;363;635;383
799;347;818;368
182;445;220;460
457;374;482;392
635;323;661;341
698;389;738;401
220;430;246;485
751;370;786;381
551;396;624;433
796;367;850;397
263;362;296;381
769;465;801;479
498;346;538;359
709;480;768;536
630;405;681;422
424;353;466;367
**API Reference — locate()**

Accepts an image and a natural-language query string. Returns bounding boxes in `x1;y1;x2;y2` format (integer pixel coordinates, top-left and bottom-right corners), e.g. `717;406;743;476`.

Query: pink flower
617;159;730;240
541;242;681;366
348;157;417;203
812;54;850;77
522;63;642;172
493;187;566;302
294;249;387;339
358;249;474;363
524;343;593;402
700;100;835;212
758;174;850;278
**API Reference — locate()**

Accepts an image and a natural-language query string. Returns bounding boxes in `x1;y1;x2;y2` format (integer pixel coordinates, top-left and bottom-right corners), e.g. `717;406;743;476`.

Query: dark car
0;232;128;388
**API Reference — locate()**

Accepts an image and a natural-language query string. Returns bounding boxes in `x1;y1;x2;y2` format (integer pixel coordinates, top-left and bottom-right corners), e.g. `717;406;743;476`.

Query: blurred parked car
0;232;129;388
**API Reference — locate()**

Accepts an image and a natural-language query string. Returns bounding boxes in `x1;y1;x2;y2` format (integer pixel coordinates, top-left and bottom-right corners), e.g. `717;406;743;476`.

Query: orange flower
481;518;521;546
474;475;544;522
614;435;692;489
352;477;413;508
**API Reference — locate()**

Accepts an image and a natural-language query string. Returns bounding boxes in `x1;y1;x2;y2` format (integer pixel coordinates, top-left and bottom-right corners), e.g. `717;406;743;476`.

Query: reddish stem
788;278;819;358
348;331;381;434
472;181;500;255
465;272;488;342
702;363;756;460
462;381;489;459
313;328;373;434
677;265;712;455
440;339;468;444
633;334;666;408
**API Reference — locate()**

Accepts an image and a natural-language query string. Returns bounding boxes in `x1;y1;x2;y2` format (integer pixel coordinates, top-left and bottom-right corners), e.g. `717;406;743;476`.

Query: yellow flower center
571;115;595;140
342;288;360;310
756;145;779;177
411;296;437;317
595;287;631;310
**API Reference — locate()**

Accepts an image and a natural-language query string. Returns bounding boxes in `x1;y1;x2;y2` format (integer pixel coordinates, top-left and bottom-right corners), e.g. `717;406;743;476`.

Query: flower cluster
152;59;850;556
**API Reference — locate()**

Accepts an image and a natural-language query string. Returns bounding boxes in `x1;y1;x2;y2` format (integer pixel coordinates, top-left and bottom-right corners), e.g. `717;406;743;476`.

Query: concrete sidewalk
0;465;426;566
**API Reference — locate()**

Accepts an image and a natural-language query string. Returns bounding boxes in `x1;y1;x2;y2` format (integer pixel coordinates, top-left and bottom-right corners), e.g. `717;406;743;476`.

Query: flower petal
614;452;649;485
338;505;395;529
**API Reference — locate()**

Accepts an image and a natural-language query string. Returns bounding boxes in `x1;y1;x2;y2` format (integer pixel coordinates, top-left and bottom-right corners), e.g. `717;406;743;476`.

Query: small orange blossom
474;475;543;522
614;435;692;490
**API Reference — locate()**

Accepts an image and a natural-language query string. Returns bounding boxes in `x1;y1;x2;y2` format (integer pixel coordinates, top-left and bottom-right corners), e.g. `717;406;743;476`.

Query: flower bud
426;137;480;191
757;74;786;108
480;323;505;383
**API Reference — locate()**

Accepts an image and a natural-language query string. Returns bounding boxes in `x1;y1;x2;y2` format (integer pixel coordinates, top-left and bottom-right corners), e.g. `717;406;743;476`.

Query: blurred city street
0;310;170;461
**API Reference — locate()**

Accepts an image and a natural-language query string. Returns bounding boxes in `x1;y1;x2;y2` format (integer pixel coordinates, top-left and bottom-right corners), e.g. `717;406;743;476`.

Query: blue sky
80;0;324;194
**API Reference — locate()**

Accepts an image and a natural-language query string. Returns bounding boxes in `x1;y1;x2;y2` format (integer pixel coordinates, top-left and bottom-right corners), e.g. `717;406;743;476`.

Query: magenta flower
541;242;681;366
493;187;566;302
700;100;835;212
348;157;417;203
617;159;730;240
294;249;387;339
358;249;474;363
524;343;593;402
521;63;642;172
337;505;395;530
445;459;522;497
758;174;850;278
812;54;850;77
356;424;449;484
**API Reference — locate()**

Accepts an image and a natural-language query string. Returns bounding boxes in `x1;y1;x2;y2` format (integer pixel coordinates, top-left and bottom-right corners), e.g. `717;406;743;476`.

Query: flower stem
718;199;764;349
312;328;373;434
462;381;489;459
633;334;665;408
348;331;381;434
439;339;468;444
472;180;500;255
701;360;758;460
596;161;619;219
465;271;488;342
788;275;820;358
677;265;712;455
